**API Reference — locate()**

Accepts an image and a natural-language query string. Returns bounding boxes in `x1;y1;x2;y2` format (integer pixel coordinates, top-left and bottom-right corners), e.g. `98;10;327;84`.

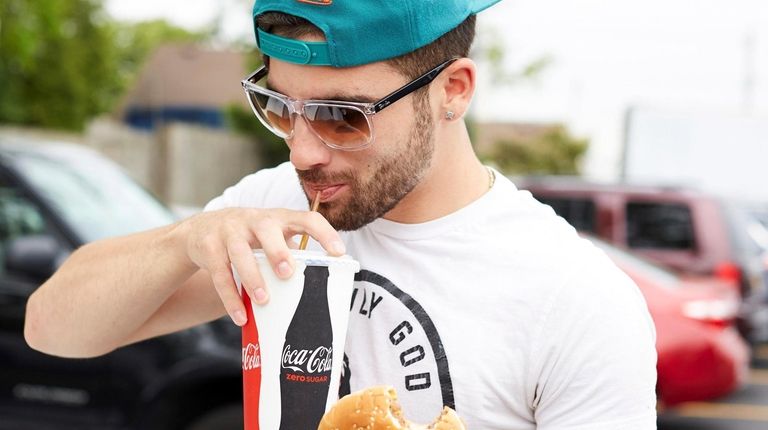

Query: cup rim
252;249;360;271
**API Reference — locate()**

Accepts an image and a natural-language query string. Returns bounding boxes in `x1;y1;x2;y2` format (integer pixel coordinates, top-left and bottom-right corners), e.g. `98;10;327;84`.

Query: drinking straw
299;191;321;250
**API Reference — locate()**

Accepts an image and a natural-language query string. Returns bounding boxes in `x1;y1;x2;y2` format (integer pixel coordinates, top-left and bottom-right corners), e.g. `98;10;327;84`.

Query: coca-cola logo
281;344;332;374
242;343;261;371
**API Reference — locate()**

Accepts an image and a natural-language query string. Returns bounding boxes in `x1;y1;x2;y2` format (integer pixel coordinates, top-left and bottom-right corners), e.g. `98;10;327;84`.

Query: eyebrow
266;79;379;104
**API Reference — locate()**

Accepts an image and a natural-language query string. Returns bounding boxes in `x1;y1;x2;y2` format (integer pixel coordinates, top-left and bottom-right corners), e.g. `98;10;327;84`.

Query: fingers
186;207;346;327
209;260;248;326
228;240;269;306
256;221;296;280
283;211;346;256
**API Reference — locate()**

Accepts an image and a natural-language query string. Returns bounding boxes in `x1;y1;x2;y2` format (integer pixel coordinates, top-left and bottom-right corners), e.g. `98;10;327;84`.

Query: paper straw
299;191;321;250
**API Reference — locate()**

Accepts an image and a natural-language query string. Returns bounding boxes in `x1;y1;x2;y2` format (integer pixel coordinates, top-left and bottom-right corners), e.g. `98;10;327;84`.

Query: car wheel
184;403;243;430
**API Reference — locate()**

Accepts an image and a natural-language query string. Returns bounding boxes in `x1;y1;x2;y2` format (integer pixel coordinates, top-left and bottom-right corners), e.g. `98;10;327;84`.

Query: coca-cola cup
236;250;360;430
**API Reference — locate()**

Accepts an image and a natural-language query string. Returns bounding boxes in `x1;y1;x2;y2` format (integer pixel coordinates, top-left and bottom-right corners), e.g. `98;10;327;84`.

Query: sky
105;0;768;184
105;0;254;44
474;0;768;182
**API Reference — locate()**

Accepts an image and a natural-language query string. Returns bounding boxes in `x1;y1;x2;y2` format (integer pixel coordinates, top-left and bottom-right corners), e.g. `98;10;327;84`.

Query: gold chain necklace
486;166;496;191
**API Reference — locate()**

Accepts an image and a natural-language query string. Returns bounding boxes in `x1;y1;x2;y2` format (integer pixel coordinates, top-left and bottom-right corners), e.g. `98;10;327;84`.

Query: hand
180;208;345;326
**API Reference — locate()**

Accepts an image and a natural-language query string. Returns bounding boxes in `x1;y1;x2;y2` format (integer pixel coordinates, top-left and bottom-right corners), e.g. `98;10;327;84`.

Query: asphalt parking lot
658;344;768;429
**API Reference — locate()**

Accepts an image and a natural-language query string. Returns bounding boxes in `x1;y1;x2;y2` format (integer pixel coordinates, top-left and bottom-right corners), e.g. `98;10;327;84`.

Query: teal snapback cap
253;0;502;67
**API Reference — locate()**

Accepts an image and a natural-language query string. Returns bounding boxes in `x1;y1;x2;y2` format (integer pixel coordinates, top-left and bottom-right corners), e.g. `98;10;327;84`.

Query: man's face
267;59;436;231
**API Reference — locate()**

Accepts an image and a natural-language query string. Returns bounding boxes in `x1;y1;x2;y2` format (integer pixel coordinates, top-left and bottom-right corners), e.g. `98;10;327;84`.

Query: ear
435;58;476;121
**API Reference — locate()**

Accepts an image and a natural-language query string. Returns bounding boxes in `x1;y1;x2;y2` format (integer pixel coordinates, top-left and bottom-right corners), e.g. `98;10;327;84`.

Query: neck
383;120;489;224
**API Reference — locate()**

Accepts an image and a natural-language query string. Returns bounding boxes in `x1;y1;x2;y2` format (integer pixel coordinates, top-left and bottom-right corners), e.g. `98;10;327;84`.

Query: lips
306;183;346;202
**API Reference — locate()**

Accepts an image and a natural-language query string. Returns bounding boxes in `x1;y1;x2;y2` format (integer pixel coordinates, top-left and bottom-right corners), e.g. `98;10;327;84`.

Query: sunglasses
240;58;458;151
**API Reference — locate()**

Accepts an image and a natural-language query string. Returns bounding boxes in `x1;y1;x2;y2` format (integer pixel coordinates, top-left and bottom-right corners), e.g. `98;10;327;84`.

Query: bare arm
24;208;344;358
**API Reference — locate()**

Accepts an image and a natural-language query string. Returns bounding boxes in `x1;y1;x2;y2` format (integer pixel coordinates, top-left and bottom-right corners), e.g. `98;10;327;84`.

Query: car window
536;196;597;233
746;220;768;253
722;202;766;257
10;149;175;242
0;184;48;276
626;201;696;250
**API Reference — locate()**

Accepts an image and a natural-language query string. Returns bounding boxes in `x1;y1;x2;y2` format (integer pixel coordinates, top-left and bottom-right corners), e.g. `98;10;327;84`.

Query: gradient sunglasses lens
303;104;371;148
246;90;292;137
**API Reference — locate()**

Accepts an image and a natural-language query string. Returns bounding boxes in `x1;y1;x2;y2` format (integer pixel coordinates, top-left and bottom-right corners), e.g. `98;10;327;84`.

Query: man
25;0;657;428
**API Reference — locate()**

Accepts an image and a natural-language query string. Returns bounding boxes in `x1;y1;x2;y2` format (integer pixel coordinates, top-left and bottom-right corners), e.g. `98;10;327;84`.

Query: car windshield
11;147;175;242
587;236;681;289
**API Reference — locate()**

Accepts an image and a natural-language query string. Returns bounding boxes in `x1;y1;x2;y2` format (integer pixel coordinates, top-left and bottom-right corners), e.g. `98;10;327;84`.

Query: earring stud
445;111;455;120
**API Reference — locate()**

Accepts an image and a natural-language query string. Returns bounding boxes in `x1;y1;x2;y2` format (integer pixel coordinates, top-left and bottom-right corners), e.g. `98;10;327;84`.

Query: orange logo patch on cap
297;0;332;5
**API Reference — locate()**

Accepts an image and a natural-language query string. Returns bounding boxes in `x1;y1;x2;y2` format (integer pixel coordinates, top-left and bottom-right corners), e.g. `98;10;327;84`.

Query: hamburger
318;385;465;430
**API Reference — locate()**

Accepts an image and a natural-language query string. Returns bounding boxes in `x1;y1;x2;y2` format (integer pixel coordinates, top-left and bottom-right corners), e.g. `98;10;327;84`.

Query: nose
288;114;332;171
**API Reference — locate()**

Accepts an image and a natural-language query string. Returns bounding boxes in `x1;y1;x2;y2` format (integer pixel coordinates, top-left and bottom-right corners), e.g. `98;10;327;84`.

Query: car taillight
682;299;739;329
715;262;743;290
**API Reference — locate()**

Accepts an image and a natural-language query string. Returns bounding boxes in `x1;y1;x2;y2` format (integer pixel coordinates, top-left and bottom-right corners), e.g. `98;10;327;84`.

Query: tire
184;403;243;430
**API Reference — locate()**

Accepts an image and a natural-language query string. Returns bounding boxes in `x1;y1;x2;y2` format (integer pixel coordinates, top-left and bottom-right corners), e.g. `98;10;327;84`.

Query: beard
296;95;435;231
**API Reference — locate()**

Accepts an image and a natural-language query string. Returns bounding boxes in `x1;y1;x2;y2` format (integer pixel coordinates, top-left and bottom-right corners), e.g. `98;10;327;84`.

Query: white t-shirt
205;162;658;429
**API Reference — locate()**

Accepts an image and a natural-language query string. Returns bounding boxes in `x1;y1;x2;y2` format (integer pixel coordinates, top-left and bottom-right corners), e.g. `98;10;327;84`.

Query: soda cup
236;250;359;430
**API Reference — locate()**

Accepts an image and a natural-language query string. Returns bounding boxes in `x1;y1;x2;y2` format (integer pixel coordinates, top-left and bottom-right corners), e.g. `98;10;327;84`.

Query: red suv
516;177;768;343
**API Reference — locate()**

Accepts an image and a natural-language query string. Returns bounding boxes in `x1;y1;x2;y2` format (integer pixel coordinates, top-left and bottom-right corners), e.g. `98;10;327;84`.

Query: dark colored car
0;138;243;429
516;177;768;343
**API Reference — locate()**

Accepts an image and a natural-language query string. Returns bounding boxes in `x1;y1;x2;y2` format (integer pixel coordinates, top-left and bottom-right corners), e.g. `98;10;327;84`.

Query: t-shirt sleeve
528;258;658;430
203;181;247;212
203;162;305;212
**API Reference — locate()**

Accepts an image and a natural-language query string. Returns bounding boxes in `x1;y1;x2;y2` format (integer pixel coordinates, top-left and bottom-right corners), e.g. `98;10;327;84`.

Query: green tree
483;126;588;175
0;1;205;131
470;26;589;175
475;27;552;87
0;0;121;129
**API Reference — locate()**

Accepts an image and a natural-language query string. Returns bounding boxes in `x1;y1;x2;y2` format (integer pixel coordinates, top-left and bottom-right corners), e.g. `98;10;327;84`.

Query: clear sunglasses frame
240;57;458;151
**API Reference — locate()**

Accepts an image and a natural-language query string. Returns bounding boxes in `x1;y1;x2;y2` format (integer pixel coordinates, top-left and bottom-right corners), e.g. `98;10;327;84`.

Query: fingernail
232;310;247;326
331;241;346;255
253;288;268;304
277;261;292;277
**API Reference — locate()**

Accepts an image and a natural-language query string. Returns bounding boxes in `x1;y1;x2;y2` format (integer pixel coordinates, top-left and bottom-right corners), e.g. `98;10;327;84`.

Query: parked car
0;137;243;430
744;208;768;252
589;236;749;406
517;177;768;343
748;207;768;231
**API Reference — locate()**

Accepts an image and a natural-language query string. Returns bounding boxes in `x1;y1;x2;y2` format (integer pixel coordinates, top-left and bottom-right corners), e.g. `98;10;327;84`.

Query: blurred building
116;43;251;130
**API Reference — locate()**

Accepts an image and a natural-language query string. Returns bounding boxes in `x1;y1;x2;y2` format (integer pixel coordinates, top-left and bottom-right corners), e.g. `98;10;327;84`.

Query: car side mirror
4;235;67;281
